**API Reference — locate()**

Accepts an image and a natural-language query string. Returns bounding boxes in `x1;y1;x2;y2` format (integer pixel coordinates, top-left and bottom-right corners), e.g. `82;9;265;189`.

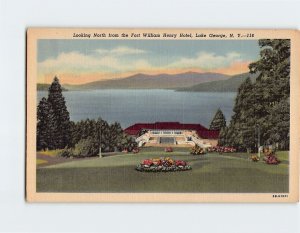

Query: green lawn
36;148;289;193
38;149;64;157
36;159;48;165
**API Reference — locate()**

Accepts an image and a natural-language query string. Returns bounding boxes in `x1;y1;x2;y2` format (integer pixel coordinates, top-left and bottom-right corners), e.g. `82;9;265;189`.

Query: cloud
95;46;147;56
168;52;244;70
38;49;153;75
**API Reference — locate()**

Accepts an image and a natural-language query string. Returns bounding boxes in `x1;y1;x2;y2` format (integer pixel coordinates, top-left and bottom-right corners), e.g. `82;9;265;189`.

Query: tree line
218;39;290;151
37;77;136;156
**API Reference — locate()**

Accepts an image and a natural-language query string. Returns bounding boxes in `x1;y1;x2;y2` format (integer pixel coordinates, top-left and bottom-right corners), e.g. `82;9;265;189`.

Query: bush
72;137;99;157
262;148;280;165
250;154;260;162
190;145;205;155
263;153;280;165
132;148;139;154
58;148;73;157
118;135;138;152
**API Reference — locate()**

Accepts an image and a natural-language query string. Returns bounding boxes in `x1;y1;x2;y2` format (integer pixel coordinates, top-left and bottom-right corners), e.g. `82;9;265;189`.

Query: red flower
176;160;187;166
143;159;153;166
153;159;162;166
165;147;173;152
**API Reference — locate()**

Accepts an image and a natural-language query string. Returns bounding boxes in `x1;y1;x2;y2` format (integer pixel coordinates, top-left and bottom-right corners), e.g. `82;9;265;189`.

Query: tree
106;122;123;152
267;98;290;150
219;77;256;151
219;39;290;151
97;119;110;152
47;77;71;149
117;134;137;152
68;117;127;154
249;39;290;100
218;126;228;146
249;39;290;149
209;108;226;130
37;97;56;150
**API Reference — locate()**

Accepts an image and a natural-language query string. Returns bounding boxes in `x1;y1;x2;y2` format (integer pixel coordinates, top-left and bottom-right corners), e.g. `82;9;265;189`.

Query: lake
38;89;236;128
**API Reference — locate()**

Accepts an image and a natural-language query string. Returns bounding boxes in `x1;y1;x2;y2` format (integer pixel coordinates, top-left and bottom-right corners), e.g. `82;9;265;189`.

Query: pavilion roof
124;122;219;139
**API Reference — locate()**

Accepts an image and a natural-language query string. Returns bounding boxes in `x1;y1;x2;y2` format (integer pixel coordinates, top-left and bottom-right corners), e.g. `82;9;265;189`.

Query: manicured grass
36;149;289;193
276;151;289;163
36;159;48;165
38;149;64;157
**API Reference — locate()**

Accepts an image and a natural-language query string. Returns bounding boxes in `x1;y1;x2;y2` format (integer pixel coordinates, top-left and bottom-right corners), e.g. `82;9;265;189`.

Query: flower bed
207;146;236;153
136;157;192;172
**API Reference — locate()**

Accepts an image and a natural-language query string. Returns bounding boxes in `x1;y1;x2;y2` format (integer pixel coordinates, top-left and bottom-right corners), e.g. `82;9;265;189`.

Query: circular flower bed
136;157;192;172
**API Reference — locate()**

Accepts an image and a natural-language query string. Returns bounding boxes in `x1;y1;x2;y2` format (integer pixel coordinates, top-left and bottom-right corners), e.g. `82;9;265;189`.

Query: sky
37;39;260;84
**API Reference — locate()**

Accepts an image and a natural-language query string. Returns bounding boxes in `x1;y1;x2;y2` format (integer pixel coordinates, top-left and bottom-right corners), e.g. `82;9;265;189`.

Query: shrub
190;145;205;155
58;148;73;157
250;154;260;162
262;148;280;165
132;148;140;154
118;135;138;152
72;137;99;157
263;153;280;165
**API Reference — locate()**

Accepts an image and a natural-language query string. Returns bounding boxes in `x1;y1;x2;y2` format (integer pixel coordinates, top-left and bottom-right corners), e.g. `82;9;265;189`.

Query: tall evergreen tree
209;108;226;130
229;77;255;151
218;126;228;146
47;77;71;149
37;97;56;150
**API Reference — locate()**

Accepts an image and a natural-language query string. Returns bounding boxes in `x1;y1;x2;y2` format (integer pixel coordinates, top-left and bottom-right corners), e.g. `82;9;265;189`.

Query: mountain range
177;72;258;92
37;71;257;92
69;72;230;90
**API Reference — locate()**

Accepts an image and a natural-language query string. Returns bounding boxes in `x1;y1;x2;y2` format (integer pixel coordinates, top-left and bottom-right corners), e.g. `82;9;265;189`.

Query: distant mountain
74;72;230;90
177;72;259;92
37;83;68;91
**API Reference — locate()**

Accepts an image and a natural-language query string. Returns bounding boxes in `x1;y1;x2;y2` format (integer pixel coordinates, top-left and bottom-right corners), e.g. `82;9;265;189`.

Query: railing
191;136;211;148
149;130;183;135
136;134;150;143
136;132;212;148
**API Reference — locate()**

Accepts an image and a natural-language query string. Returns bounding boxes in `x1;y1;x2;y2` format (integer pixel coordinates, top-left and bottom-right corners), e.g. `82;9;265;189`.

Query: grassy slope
177;73;258;92
36;149;289;193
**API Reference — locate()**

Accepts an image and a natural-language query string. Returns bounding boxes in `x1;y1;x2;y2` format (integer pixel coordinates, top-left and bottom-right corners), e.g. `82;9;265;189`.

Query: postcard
26;28;299;202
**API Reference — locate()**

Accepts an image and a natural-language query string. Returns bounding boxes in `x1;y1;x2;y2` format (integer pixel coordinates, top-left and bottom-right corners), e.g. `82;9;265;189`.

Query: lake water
38;89;236;129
